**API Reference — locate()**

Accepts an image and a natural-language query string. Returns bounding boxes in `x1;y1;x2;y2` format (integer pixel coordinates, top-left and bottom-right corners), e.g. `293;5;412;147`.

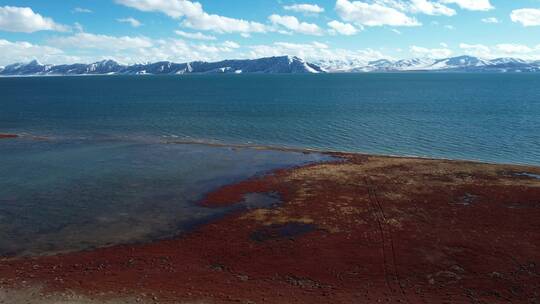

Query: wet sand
1;153;540;303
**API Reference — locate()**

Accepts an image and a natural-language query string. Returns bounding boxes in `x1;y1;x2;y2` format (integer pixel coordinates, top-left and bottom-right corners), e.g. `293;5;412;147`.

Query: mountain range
1;55;540;76
0;56;323;76
317;55;540;73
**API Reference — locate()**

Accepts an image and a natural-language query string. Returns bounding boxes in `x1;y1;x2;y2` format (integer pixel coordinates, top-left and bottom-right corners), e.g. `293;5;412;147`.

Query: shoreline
1;152;540;303
166;138;540;168
3;132;539;167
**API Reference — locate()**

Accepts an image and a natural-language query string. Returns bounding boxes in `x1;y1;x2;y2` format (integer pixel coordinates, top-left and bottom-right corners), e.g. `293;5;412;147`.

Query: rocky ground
1;153;539;303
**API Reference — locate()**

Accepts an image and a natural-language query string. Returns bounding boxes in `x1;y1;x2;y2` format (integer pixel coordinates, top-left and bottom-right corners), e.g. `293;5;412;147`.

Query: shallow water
0;137;327;256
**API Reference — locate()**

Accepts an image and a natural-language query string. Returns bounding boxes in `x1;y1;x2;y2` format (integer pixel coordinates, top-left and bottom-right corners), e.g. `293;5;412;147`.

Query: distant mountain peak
28;59;42;66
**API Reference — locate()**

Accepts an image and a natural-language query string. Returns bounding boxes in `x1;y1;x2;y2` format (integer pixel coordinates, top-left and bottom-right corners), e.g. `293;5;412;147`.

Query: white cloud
335;0;420;27
459;43;540;59
181;12;267;34
116;0;267;34
114;0;200;18
283;4;325;14
194;41;241;54
0;39;80;65
0;6;68;33
410;45;452;58
511;8;540;27
49;33;153;50
223;41;240;49
73;7;92;13
496;43;533;54
133;39;245;63
175;30;216;40
248;41;388;62
481;17;499;24
328;20;359;35
117;17;142;27
459;43;491;58
440;0;493;11
408;0;455;16
269;14;323;35
40;32;246;64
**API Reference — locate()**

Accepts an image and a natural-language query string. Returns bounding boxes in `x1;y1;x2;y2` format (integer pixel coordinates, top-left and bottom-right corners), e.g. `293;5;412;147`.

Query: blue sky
1;0;540;65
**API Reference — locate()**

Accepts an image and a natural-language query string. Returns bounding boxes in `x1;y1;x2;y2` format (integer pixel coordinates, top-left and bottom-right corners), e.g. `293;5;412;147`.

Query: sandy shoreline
1;152;540;303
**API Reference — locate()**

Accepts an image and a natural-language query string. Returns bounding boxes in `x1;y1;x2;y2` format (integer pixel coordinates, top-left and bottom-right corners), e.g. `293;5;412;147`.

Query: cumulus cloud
0;6;68;33
115;0;267;34
440;0;493;11
335;0;420;27
328;20;359;35
410;45;452;58
175;30;216;40
511;9;540;27
269;14;323;35
283;4;325;14
117;17;142;27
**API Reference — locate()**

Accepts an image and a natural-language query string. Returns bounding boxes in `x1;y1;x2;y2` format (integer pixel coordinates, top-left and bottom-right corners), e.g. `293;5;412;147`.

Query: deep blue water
1;73;540;256
2;73;540;165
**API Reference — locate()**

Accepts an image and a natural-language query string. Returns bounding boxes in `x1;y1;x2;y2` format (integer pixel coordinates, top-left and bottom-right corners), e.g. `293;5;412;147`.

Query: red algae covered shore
1;154;540;303
0;134;17;139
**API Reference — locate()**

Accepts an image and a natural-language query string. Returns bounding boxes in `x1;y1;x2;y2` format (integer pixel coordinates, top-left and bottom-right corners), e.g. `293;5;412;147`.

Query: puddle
238;192;281;210
452;193;478;206
250;223;317;242
514;172;540;180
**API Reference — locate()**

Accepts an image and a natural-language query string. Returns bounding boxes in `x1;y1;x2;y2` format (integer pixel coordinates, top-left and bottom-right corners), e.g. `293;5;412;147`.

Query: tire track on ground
364;176;410;303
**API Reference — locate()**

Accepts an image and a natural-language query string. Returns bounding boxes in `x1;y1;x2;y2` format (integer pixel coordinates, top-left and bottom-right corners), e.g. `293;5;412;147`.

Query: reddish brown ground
1;154;540;303
0;134;17;139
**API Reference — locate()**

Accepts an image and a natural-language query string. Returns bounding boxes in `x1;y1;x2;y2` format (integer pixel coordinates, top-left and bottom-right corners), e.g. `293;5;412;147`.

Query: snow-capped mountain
317;55;540;73
0;56;324;76
3;55;540;76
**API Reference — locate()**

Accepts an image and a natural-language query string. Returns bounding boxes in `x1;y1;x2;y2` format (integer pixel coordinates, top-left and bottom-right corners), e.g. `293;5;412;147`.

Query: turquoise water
2;73;540;165
1;73;540;256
